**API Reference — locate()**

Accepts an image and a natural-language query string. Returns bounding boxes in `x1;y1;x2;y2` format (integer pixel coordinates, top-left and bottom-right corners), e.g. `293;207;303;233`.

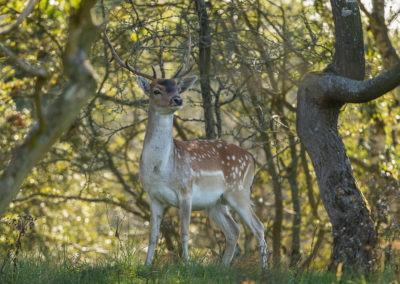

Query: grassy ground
0;253;397;284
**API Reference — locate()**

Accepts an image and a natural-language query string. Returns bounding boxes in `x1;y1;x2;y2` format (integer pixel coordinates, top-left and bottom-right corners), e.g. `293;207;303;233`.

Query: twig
12;193;145;218
0;42;49;78
253;140;300;184
0;0;37;35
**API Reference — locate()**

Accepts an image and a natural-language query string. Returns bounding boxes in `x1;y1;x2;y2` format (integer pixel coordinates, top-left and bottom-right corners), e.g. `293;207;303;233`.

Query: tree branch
12;193;145;218
0;0;37;35
305;60;400;104
104;149;138;197
0;42;49;78
97;93;148;107
357;0;371;18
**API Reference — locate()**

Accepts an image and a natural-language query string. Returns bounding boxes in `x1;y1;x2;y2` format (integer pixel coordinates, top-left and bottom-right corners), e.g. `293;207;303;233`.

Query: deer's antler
172;31;194;78
103;30;155;80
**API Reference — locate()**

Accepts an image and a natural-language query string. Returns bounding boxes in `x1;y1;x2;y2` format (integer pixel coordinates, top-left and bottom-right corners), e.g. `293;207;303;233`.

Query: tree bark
288;135;301;267
0;0;98;217
194;0;215;139
326;0;365;80
296;0;400;271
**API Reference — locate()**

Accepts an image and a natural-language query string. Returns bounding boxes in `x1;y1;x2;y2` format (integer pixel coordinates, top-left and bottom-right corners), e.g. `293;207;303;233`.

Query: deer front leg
145;198;164;265
179;194;192;262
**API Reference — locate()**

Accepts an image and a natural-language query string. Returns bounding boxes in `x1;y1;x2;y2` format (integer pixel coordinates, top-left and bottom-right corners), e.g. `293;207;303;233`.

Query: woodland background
1;0;400;276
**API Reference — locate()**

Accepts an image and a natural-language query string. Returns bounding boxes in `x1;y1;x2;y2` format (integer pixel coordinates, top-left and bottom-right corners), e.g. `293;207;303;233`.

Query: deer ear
138;76;151;95
178;76;197;94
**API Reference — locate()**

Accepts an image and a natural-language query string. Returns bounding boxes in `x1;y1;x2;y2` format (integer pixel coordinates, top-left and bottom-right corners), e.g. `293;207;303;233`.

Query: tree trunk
0;0;98;216
195;0;215;139
288;135;301;267
297;52;400;273
296;0;380;271
297;89;376;270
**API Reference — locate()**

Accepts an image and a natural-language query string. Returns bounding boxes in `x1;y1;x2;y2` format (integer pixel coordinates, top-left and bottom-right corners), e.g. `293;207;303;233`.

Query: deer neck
140;103;175;177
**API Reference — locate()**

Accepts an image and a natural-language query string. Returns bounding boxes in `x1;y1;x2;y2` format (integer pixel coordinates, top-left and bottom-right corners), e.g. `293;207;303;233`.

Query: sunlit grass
0;250;398;284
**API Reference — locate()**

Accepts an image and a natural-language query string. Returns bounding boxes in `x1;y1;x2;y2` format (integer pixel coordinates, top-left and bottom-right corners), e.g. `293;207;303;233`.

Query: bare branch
97;93;148;107
12;193;145;218
388;8;400;25
253;140;300;185
104;148;138;197
357;0;372;18
0;0;37;35
0;42;49;78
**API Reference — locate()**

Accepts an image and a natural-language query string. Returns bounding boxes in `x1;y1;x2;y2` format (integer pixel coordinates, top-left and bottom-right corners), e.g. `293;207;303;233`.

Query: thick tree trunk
297;0;378;270
297;86;376;270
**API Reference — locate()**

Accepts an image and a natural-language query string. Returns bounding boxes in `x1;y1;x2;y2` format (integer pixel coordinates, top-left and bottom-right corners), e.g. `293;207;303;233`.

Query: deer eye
153;89;161;95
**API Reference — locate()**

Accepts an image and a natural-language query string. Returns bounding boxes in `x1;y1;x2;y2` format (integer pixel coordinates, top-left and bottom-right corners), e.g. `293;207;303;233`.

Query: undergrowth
0;252;397;284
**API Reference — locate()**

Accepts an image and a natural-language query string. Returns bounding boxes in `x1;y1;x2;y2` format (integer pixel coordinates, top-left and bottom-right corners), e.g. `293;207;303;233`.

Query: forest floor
0;252;397;284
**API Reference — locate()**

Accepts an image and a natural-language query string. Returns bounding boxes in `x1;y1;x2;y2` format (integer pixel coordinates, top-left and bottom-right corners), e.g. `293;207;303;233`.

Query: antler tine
151;65;157;79
173;30;193;78
103;30;155;81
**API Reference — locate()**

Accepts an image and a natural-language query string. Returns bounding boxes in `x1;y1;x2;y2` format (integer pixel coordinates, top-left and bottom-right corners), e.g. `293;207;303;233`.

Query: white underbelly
145;170;227;210
191;171;226;210
191;184;224;210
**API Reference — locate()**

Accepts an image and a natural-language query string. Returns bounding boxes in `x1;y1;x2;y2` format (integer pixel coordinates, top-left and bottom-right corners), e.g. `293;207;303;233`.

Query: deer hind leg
145;198;164;265
179;194;192;262
225;195;267;270
208;202;240;266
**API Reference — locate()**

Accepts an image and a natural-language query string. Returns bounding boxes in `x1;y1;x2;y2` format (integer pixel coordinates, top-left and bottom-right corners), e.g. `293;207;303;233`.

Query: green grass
0;253;397;283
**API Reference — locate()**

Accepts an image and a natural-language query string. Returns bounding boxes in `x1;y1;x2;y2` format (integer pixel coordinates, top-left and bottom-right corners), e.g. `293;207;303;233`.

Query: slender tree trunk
288;135;301;267
366;0;399;70
194;0;215;139
300;145;319;220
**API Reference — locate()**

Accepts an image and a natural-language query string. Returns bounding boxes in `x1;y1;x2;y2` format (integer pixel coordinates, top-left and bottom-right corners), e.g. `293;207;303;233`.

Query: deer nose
171;96;183;106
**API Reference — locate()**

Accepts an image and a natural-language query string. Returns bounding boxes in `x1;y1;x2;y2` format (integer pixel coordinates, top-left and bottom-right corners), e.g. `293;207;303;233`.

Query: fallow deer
104;31;267;269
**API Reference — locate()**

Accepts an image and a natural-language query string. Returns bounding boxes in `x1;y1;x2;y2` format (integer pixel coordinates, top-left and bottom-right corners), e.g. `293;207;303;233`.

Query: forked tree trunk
297;0;400;271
